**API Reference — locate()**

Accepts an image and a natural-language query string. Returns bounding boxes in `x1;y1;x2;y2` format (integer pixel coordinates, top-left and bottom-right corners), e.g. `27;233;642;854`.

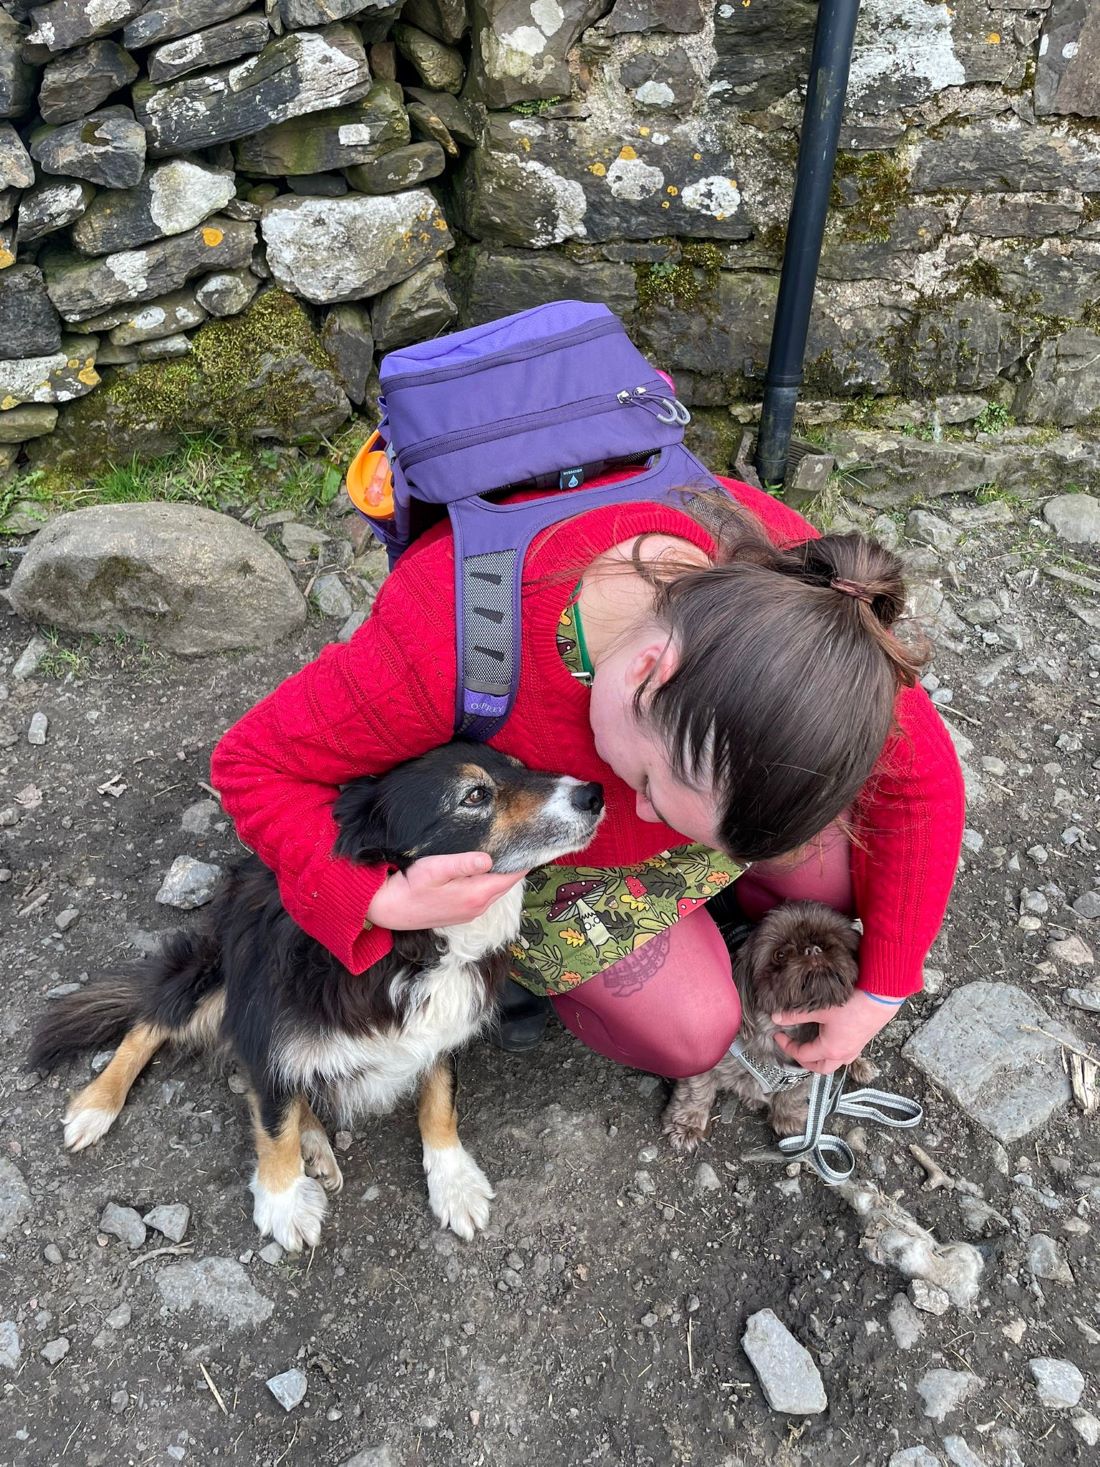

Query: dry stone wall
0;0;1098;482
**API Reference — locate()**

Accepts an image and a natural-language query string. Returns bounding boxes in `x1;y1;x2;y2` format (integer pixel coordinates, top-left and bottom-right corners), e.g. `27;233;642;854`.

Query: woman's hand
366;852;529;931
771;990;903;1075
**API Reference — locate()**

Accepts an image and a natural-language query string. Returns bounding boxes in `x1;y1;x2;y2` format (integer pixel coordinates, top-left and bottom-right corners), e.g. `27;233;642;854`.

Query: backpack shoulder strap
451;444;720;740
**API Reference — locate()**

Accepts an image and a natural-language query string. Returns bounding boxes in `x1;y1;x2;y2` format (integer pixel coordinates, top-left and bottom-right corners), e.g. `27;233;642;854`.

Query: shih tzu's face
740;902;860;1015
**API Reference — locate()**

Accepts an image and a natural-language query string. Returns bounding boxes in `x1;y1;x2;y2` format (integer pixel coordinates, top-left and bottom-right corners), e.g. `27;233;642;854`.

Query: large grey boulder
234;81;408;175
261;189;452;303
38;40;139;125
30;106;146;190
8;503;307;655
71;159;236;255
41;216;256;321
1044;492;1100;545
133;25;372;157
26;0;145;53
903;982;1078;1142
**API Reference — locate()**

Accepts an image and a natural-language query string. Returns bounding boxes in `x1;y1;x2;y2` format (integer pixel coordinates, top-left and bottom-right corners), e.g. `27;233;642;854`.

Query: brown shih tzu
662;901;877;1150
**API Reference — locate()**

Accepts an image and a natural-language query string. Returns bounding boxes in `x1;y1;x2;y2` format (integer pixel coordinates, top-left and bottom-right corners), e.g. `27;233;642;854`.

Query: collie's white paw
301;1127;344;1194
250;1171;328;1252
63;1103;118;1152
423;1144;494;1241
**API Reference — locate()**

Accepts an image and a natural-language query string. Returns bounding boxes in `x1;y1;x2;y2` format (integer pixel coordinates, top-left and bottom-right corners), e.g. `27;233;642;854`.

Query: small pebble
694;1162;721;1193
41;1337;70;1365
110;1389;129;1414
54;908;80;932
104;1304;131;1330
143;1204;190;1243
909;1279;951;1315
1072;891;1100;920
259;1242;285;1265
27;712;48;745
266;1368;308;1411
1029;1356;1085;1409
99;1202;146;1251
1027;845;1049;865
43;1243;63;1265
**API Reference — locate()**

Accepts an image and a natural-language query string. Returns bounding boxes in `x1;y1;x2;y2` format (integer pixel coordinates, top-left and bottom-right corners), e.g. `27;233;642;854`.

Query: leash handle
774;1069;924;1186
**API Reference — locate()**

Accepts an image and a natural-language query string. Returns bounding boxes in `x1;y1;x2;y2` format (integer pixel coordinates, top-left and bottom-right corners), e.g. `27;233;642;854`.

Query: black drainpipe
754;0;862;489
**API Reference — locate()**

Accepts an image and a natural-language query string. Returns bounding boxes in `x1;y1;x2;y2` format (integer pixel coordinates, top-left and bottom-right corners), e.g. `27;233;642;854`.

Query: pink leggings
551;826;854;1078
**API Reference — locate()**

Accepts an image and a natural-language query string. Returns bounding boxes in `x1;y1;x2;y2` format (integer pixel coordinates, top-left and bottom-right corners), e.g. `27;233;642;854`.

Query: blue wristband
862;992;907;1007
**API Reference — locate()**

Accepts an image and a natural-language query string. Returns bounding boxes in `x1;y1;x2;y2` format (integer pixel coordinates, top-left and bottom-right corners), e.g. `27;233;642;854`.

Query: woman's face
586;634;722;848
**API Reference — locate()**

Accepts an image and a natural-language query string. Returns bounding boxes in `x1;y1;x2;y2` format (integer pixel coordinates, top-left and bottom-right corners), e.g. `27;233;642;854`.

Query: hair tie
830;578;874;604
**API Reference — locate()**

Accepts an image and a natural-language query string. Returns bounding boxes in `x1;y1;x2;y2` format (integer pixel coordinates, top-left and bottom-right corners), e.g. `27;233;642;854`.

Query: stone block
0;334;98;407
465;0;608;108
0;11;36;118
27;0;145;53
1035;0;1100;117
30;105;146;190
38;40;139;125
399;0;468;44
147;15;272;84
345;141;445;193
71;159;236;256
0;264;61;360
0;121;33;189
1014;328;1100;426
903;982;1078;1142
321;303;373;405
370;260;456;351
123;0;254;48
958;190;1084;237
15;177;94;246
234;81;408;175
913;122;1100;192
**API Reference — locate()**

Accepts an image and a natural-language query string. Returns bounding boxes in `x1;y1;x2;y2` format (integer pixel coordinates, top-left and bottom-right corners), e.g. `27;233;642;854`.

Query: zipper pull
617;385;691;426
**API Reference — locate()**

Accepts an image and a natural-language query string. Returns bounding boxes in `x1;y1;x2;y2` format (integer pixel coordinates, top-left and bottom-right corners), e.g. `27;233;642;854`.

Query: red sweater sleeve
209;567;454;973
716;476;964;998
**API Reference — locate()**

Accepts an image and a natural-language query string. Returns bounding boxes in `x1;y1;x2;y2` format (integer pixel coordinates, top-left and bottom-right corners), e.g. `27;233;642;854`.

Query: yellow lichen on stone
666;185;679;196
638;126;650;137
986;31;1000;42
519;136;531;152
1;394;16;409
0;247;14;269
692;152;702;161
77;365;100;387
202;226;224;247
660;200;670;208
67;358;79;368
619;145;638;161
589;161;607;176
433;216;449;230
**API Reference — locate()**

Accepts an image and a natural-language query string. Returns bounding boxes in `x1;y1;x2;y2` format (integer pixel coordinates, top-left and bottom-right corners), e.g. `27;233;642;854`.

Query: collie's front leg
300;1099;343;1194
418;1058;493;1241
248;1092;328;1252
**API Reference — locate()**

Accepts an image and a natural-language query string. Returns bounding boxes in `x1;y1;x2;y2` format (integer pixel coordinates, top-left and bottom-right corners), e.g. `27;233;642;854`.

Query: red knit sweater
210;474;964;999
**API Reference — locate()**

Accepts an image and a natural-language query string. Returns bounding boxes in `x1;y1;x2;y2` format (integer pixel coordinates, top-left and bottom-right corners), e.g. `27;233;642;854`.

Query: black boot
491;978;551;1053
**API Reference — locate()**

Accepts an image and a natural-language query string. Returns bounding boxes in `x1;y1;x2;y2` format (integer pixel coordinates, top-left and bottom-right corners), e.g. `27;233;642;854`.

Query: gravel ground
1;490;1098;1467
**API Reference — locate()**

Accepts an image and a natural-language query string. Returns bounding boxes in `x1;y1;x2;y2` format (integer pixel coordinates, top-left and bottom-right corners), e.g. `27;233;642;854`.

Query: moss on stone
829;151;911;243
1083;195;1100;224
635;242;723;314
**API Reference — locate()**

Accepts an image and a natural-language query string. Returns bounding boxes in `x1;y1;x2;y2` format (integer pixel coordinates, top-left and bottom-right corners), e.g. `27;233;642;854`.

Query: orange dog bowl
346;431;395;518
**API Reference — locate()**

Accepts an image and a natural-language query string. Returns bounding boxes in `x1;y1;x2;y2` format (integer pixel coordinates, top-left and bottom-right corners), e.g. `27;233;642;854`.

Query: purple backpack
364;300;721;739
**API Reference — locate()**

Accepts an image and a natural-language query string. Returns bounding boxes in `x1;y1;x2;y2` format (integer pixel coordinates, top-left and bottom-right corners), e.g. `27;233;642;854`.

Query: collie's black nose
571;782;604;814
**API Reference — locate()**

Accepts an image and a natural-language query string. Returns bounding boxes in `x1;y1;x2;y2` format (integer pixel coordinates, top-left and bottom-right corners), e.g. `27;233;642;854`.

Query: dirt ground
1;490;1098;1467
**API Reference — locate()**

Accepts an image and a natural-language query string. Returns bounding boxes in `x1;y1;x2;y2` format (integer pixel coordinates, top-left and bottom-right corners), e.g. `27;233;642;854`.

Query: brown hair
632;496;927;862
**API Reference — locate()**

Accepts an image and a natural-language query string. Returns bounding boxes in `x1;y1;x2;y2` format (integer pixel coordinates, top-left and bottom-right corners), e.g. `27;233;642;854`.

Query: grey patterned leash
730;1040;924;1185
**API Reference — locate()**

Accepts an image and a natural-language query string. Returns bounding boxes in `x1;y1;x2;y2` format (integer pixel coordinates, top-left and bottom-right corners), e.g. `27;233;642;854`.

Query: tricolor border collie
30;744;604;1252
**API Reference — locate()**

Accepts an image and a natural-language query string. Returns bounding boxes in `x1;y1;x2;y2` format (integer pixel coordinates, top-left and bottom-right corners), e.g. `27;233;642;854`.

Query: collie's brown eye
773;947;788;965
462;786;491;807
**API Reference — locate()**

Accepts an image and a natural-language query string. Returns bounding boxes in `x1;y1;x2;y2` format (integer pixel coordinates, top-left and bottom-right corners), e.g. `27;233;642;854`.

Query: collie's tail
29;928;224;1072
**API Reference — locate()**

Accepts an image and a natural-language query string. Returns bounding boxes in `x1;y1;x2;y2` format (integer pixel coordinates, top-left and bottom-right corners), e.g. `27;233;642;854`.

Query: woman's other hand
771;989;902;1074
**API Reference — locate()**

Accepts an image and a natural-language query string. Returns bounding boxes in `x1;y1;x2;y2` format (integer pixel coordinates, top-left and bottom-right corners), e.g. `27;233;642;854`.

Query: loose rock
888;1294;926;1351
917;1368;982;1422
143;1203;190;1243
1027;1232;1075;1284
27;711;48;745
0;1157;31;1241
156;856;222;909
156;1256;274;1327
99;1202;147;1249
267;1368;308;1411
889;1451;942;1467
0;1320;21;1371
740;1309;827;1415
909;1279;951;1315
41;1336;70;1364
1044;493;1100;546
1028;1356;1085;1409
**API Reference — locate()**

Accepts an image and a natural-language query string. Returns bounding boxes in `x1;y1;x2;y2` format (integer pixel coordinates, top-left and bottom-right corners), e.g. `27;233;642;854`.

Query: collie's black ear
333;778;404;867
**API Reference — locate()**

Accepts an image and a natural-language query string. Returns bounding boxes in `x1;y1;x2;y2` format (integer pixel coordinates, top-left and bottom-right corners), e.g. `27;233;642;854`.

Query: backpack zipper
381;316;623;392
396;382;676;472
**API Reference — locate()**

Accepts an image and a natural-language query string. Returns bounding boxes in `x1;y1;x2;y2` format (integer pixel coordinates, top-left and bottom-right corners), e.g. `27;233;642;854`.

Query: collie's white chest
277;887;522;1120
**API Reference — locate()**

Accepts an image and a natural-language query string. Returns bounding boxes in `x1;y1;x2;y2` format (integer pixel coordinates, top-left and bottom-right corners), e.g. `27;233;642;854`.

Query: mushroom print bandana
510;847;745;996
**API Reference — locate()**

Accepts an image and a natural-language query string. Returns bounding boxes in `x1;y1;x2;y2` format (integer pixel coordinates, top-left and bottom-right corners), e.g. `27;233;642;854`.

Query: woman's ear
332;778;402;866
626;637;679;695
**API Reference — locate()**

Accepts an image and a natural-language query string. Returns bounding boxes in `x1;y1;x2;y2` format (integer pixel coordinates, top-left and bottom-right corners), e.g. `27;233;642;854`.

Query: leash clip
728;1038;806;1096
